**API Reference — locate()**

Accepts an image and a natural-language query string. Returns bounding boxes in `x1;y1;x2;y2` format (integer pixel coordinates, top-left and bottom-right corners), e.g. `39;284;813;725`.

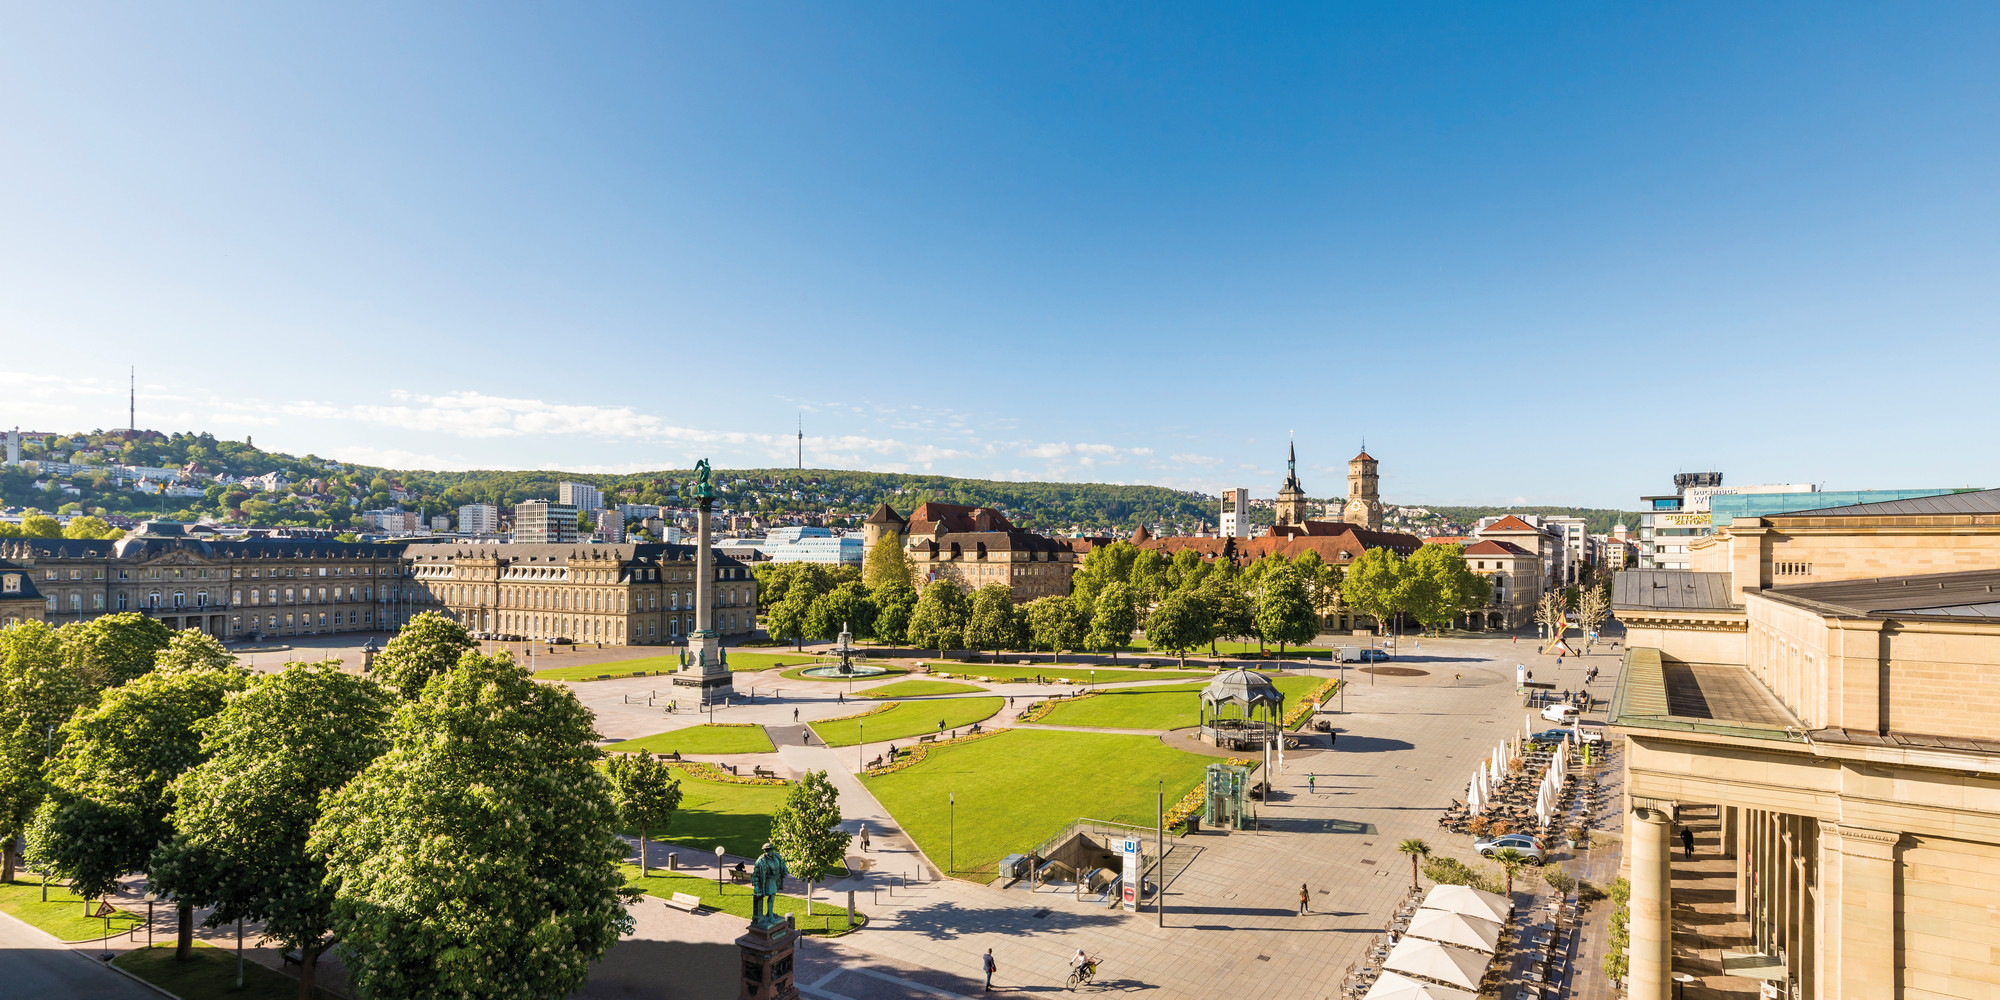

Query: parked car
1529;728;1571;744
1356;648;1392;663
1473;833;1547;864
1541;703;1580;724
1570;725;1605;746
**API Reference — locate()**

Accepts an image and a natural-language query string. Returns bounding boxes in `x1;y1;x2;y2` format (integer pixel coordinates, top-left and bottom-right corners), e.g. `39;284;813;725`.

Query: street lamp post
858;720;864;772
716;844;726;893
949;792;955;875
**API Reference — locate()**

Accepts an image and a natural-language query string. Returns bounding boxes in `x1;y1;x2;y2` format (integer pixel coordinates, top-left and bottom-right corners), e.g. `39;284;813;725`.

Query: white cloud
1171;453;1221;466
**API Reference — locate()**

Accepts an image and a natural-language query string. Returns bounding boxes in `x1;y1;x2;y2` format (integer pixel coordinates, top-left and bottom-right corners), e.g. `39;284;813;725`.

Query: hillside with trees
1;428;1634;536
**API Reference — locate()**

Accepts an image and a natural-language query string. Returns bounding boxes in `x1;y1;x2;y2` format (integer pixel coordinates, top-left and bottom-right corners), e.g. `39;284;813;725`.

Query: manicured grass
533;653;680;681
809;698;1004;747
922;664;1207;685
779;663;909;682
0;877;143;941
857;680;988;699
644;766;792;860
621;865;863;937
116;941;339;1000
1033;674;1327;730
606;724;776;755
863;729;1211;882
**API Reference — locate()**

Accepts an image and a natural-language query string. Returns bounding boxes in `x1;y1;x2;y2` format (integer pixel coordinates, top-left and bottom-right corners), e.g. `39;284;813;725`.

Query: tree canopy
769;770;850;914
312;653;633;1000
370;610;476;699
605;750;682;879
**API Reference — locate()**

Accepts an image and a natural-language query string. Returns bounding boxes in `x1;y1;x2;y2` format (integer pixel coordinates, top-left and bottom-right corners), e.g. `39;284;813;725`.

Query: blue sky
3;4;1996;508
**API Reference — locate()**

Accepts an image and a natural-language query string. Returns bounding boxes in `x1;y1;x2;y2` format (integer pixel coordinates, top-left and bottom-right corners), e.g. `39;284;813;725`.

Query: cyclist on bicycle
1067;949;1098;989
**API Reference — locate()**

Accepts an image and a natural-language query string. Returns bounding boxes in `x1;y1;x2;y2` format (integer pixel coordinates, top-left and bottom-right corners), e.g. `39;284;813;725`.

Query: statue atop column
672;457;734;704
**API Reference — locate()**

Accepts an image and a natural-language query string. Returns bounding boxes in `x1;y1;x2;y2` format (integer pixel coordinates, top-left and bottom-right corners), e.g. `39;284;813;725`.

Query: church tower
1273;440;1310;528
1344;447;1383;532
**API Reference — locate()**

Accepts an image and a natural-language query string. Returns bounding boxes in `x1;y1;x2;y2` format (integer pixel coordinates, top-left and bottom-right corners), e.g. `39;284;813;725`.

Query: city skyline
5;6;1998;506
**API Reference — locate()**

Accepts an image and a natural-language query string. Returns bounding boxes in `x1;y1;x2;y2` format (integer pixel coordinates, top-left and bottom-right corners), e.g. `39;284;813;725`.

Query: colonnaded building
1610;488;2000;999
0;520;757;646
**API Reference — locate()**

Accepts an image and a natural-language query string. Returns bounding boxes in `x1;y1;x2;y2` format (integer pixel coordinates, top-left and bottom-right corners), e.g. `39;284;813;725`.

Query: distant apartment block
593;507;625;543
1220;488;1249;538
558;482;604;511
458;503;500;535
513;501;580;543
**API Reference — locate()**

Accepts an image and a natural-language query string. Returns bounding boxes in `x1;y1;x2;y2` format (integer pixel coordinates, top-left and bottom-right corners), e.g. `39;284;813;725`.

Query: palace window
116;592;128;610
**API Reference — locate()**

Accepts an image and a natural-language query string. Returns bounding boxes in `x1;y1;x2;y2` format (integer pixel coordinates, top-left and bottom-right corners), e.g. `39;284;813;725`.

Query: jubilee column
673;458;734;705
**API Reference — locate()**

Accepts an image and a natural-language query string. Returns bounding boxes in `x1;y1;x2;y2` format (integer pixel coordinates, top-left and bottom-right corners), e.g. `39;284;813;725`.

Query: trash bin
666;852;678;871
1186;814;1201;834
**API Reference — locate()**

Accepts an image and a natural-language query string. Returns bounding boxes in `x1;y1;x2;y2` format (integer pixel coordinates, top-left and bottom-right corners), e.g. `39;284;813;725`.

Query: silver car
1472;833;1547;864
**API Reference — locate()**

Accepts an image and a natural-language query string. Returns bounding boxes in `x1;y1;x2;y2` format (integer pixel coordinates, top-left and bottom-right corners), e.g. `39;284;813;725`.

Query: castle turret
861;503;908;551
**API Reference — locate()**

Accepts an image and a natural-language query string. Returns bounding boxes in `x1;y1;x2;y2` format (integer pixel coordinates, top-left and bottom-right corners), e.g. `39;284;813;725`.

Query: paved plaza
572;632;1628;999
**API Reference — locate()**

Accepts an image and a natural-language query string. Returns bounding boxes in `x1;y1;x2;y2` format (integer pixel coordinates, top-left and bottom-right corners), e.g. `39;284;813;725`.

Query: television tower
797;413;803;470
128;367;135;432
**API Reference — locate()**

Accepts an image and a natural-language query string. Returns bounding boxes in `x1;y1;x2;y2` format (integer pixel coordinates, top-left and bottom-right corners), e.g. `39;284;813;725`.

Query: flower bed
862;728;1008;777
671;761;789;786
1018;690;1093;724
813;702;898;725
1283;678;1342;730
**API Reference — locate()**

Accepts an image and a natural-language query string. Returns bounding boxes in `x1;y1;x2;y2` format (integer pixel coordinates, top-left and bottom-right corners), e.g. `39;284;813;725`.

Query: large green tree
807;582;878;643
0;621;93;883
1255;565;1320;655
962;584;1020;659
1087;583;1138;662
1145;591;1213;667
906;584;970;658
1341;547;1404;634
152;629;239;675
27;663;247;954
371;611;476;699
151;662;392;993
1399;544;1492;633
60;612;173;689
1023;595;1083;663
1197;573;1255;655
312;653;633;1000
863;535;913;592
870;580;918;646
769;770;850;914
605;750;683;879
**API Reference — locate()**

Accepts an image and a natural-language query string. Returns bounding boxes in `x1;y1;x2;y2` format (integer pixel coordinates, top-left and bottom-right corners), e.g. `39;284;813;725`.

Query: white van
1540;703;1579;724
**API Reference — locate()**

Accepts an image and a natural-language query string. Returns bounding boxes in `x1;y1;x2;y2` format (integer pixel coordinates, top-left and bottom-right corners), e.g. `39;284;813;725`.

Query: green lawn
857;680;988;699
779;663;909;682
863;729;1211;881
116;941;340;1000
809;698;1003;747
921;664;1208;685
637;766;793;860
621;865;862;936
1033;674;1326;730
533;653;679;681
606;724;776;755
0;878;143;941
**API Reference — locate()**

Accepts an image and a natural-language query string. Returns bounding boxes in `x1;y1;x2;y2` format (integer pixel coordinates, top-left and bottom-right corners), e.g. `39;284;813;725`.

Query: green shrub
1603;876;1631;982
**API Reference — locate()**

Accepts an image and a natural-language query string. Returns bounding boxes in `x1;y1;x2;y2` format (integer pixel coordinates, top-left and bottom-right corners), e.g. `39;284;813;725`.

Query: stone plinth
736;915;799;1000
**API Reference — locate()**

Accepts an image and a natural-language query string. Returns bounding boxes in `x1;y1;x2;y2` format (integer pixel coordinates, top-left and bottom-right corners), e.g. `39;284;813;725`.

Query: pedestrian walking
794;708;800;722
1329;729;1338;747
861;825;871;852
1298;883;1310;915
1307;773;1316;794
838;692;845;704
1682;827;1696;859
939;719;946;733
983;948;996;991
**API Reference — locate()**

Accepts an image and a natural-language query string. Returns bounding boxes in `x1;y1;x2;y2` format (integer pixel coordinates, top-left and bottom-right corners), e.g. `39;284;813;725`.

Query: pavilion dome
1201;667;1284;711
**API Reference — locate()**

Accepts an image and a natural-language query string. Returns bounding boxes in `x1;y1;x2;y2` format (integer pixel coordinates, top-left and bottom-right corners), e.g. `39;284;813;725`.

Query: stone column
1827;825;1899;998
1727;805;1747;916
1629;807;1674;1000
695;502;714;635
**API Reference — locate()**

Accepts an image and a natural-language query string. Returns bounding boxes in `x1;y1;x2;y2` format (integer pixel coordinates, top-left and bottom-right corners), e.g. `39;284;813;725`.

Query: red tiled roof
1482;515;1538;533
863;503;907;525
1423;536;1472;546
1463;539;1535;556
907;503;1014;534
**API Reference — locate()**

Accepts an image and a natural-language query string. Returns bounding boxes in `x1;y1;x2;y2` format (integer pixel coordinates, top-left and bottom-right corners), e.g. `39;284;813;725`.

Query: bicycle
1066;957;1101;990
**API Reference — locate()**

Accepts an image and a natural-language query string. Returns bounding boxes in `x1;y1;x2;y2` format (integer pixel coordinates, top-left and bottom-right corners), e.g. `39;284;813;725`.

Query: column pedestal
737;915;800;1000
1629;807;1674;1000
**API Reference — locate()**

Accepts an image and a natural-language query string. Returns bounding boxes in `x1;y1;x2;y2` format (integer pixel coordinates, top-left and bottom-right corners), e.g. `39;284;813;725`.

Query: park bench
967;722;982;734
664;892;705;913
918;734;938;744
282;949;302;968
867;755;885;769
719;763;739;775
663;751;681;761
753;767;778;779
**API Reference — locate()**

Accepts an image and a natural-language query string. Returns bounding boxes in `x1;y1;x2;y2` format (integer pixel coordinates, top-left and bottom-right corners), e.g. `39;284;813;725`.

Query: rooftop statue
694;458;714;500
